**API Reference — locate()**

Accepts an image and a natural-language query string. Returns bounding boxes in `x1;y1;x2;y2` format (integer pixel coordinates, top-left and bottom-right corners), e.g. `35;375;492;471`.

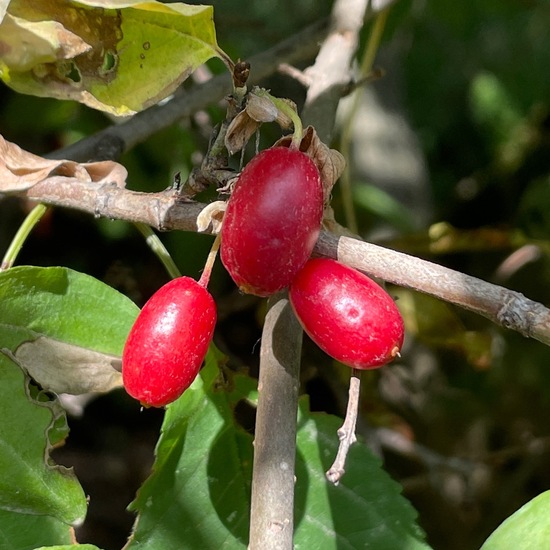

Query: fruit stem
198;232;221;288
134;223;182;279
1;203;48;271
257;89;304;150
326;368;362;485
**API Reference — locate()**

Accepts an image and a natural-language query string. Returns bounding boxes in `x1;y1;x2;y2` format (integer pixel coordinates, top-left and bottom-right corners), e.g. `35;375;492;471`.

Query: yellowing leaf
394;288;494;369
0;13;90;72
0;0;223;115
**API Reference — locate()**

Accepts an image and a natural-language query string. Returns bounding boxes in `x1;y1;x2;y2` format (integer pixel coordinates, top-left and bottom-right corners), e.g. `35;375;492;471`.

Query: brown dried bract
224;110;261;156
224;88;296;155
196;200;227;234
274;126;345;206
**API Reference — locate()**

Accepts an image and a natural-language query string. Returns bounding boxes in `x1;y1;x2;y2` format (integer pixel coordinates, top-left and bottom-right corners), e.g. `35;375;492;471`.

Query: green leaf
480;491;550;550
0;265;139;394
0;0;224;115
0;354;87;525
125;346;429;548
35;546;103;550
293;399;430;549
0;265;137;353
0;509;77;550
125;346;252;549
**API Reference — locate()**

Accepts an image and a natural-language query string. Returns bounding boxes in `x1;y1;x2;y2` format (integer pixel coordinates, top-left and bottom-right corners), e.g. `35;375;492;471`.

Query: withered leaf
224;88;296;155
224;109;261;156
13;336;123;395
0;134;128;192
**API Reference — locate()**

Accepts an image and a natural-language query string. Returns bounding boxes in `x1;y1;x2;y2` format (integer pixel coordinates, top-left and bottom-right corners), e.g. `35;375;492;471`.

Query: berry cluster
122;145;404;407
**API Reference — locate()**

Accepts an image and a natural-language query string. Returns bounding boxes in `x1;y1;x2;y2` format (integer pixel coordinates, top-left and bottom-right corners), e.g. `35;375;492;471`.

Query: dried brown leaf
224;89;296;155
0;134;128;192
14;337;123;395
0;14;91;71
224;110;261;156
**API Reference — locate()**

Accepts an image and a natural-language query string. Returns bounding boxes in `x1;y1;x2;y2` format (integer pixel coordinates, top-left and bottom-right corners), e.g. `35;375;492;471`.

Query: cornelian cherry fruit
221;146;323;296
122;277;216;407
289;258;404;369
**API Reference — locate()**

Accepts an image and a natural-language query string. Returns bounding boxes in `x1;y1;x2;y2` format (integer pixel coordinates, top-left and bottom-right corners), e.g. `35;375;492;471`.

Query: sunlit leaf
0;354;86;524
0;0;224;115
0;509;77;549
0;265;139;394
125;346;252;549
126;346;430;549
293;398;430;549
481;491;550;550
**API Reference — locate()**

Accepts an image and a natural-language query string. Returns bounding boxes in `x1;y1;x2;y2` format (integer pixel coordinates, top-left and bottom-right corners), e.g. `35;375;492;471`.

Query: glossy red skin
289;258;404;369
221;146;323;297
122;277;216;407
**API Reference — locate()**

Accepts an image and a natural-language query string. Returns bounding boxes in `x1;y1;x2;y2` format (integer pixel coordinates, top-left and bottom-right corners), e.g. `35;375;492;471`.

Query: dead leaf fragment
224;88;296;155
196;200;227;233
14;337;123;395
0;134;128;192
225;110;261;156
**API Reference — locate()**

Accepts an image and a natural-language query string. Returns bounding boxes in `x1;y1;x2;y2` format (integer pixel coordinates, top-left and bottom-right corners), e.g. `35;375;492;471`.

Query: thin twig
300;0;397;140
8;175;550;346
314;231;550;347
46;19;328;163
326;369;362;485
339;7;390;234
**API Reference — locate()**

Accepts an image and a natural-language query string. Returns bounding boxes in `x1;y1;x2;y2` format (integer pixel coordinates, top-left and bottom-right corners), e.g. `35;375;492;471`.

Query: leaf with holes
0;0;224;115
0;353;86;524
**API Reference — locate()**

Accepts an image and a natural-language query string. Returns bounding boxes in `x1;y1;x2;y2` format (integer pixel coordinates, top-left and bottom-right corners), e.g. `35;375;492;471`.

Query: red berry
221;146;323;296
289;258;404;369
122;277;216;407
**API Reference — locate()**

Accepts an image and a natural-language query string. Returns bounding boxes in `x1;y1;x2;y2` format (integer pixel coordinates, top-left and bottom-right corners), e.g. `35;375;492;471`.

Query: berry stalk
1;203;48;271
134;222;182;279
198;232;221;289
